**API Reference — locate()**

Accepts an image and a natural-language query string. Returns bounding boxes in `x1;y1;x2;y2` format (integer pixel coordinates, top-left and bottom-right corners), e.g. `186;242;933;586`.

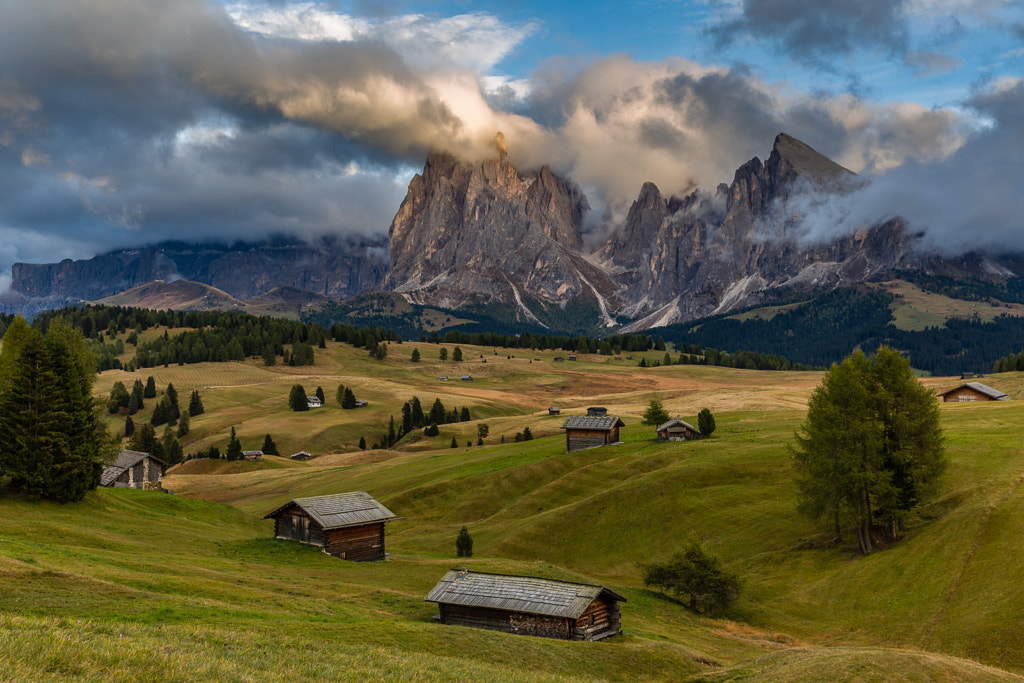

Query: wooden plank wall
324;523;386;561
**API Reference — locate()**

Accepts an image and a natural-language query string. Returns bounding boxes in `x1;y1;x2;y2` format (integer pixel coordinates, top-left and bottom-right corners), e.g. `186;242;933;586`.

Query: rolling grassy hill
4;342;1024;681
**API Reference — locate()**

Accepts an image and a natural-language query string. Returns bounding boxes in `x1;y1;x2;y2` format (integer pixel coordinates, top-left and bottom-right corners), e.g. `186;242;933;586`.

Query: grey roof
560;416;624;431
100;450;167;486
939;382;1008;400
424;569;625;619
657;418;697;432
263;491;400;529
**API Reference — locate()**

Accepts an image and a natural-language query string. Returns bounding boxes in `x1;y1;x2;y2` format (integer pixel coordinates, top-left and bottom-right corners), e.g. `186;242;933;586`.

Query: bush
456;526;473;557
641;542;741;615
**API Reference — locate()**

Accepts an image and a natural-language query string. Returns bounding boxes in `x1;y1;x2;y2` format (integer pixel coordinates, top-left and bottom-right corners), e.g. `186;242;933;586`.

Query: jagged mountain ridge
7;133;1024;329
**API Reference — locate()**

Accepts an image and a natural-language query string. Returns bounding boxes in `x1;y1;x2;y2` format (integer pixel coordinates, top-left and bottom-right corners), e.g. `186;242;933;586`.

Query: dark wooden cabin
263;491;401;561
425;569;625;641
548;406;561;415
586;407;607;417
656;418;703;442
560;415;624;453
100;450;167;489
938;382;1008;402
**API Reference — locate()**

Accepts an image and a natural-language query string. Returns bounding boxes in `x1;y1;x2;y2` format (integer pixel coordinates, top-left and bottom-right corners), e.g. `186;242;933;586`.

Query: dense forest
656;287;1024;376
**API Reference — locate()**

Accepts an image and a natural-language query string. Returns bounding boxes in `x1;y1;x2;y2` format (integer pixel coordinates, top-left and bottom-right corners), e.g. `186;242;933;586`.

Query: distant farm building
656;418;702;442
568;355;578;361
960;372;980;380
306;396;323;408
354;400;369;408
263;491;401;561
938;382;1008;402
461;375;474;382
438;376;448;381
101;450;167;489
242;450;263;461
289;451;312;461
548;407;561;415
587;407;608;417
424;569;625;641
554;357;565;362
561;415;624;453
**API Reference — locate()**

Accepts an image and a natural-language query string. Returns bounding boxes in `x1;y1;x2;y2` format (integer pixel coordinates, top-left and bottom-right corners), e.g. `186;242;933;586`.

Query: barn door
292;514;309;542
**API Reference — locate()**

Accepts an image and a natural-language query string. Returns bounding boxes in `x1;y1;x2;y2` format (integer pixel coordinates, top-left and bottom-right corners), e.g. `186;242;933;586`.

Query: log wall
439;605;572;639
565;428;619;453
942;387;995;402
324;522;386;561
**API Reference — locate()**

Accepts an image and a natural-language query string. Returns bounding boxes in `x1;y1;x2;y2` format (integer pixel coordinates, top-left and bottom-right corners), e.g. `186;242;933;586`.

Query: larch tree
791;347;945;554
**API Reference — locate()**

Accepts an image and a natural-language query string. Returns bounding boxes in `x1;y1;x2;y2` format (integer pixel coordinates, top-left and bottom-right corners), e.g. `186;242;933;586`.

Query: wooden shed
560;415;624;453
938;382;1008;402
425;569;625;641
586;407;608;417
101;450;167;489
656;418;703;442
263;491;401;561
548;407;562;415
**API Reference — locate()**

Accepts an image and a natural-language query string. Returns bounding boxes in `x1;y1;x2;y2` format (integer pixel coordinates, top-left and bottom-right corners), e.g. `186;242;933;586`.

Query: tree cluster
791;347;946;554
0;316;112;502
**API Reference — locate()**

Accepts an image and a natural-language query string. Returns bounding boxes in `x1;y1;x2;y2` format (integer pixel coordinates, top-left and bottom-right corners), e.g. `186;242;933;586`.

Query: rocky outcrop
385;135;618;325
5;236;387;314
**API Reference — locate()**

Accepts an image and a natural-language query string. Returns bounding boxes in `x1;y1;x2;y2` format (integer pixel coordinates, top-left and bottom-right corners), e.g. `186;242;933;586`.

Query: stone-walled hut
425;569;625;641
101;450;167;489
656;418;703;442
263;491;401;561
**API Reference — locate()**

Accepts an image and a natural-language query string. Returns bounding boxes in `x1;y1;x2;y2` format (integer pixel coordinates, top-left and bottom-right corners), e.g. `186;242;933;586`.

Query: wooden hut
656;418;703;442
937;382;1008;402
425;569;625;641
263;491;401;561
548;407;562;415
586;407;607;417
242;450;263;461
560;415;624;452
289;451;312;461
100;450;167;489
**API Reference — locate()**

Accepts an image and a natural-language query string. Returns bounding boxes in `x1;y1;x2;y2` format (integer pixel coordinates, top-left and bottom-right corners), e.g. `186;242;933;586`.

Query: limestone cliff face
4;237;387;314
385;143;615;323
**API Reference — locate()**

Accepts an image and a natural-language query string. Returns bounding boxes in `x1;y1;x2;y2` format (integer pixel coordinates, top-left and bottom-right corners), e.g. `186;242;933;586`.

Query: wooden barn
242;450;263;461
424;569;625;641
100;450;167;489
656;418;703;442
263;491;401;561
548;407;561;415
560;415;624;452
586;407;607;417
938;382;1008;402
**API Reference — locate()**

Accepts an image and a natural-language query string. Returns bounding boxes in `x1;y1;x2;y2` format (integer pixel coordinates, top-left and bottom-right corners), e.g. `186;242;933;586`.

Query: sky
0;0;1022;288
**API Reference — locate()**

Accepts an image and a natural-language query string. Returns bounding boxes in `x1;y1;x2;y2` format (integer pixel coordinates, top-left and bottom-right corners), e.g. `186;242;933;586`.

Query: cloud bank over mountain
0;0;1020;282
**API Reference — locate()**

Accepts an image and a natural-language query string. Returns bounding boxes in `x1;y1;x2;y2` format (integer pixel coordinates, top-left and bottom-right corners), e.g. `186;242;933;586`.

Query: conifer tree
642;397;670;425
456;526;473;557
439;348;448;361
342;387;357;409
452;346;463;362
226;427;243;461
261;433;279;456
144;376;156;398
289;384;309;412
315;386;325;404
451;436;458;448
698;408;716;436
358;436;366;450
124;415;135;438
411;348;421;362
336;384;346;406
188;390;205;416
177;410;190;438
411;396;424;427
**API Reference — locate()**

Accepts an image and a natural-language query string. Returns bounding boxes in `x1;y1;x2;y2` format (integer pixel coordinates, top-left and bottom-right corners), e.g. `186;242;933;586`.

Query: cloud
771;77;1024;255
708;0;911;66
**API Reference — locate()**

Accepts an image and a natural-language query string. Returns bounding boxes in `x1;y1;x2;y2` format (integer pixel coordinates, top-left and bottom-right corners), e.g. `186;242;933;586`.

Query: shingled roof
560;416;624;431
939;382;1009;400
262;491;400;530
424;569;626;619
657;418;697;432
100;450;167;487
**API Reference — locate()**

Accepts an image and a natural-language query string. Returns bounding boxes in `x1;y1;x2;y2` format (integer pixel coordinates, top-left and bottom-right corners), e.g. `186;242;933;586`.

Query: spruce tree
342;387;357;409
226;427;243;461
177;410;190;438
144;376;157;398
451;436;458;448
261;433;279;456
336;384;346;406
698;408;716;436
411;348;421;363
316;386;325;404
430;398;446;425
358;436;366;450
124;415;135;438
456;526;473;557
289;384;309;411
439;348;448;361
452;346;463;362
411;396;424;427
642;397;670;425
188;390;205;416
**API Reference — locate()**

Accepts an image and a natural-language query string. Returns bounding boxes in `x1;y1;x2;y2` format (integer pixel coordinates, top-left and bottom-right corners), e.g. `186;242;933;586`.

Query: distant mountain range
6;133;1024;333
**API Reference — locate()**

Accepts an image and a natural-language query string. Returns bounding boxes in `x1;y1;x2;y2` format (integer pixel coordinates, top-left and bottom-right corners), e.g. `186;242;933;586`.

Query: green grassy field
4;341;1024;681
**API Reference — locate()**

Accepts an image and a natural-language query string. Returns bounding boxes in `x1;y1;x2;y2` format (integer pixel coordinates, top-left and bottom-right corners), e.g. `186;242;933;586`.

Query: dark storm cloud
709;0;910;66
0;0;483;274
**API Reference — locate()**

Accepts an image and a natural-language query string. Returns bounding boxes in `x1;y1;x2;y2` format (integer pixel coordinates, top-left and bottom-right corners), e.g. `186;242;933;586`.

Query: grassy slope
5;344;1024;680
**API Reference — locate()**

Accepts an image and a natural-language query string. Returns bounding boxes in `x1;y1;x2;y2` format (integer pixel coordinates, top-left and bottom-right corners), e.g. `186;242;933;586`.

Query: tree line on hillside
368;397;472;450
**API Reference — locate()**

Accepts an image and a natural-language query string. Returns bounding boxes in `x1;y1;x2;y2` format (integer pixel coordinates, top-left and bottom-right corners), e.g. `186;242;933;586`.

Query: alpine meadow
2;315;1024;681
